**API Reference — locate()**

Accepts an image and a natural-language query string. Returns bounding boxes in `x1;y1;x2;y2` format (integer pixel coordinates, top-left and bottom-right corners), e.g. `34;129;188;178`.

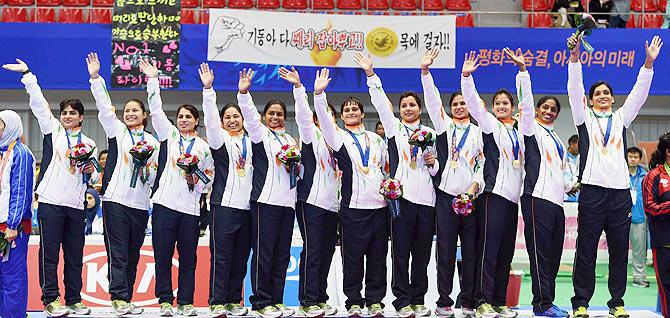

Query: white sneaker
396;305;415;318
129;303;144;315
368;304;384;317
159;303;175;317
275;304;295;316
412;305;431;317
226;303;249;316
299;305;325;317
68;302;91;315
434;306;455;318
347;305;363;317
112;300;131;316
210;304;227;318
318;303;337;316
461;307;476;318
254;306;283;318
177;304;198;316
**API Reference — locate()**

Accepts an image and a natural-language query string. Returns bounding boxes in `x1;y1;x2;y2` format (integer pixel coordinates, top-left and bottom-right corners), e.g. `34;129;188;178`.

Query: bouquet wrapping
452;193;474;216
176;153;211;191
129;140;155;188
69;143;102;184
380;178;403;219
276;144;301;189
568;13;597;53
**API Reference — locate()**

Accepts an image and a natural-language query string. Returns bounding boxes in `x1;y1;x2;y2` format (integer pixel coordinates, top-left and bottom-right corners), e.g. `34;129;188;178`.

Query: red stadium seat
199;10;209;23
626;14;637;27
180;9;197;23
7;0;34;6
282;0;307;9
2;7;30;22
338;0;362;10
313;0;335;9
455;12;473;26
92;0;113;6
0;0;5;5
63;0;90;5
640;14;663;27
227;0;252;8
367;0;389;10
527;12;553;27
660;0;667;10
181;0;198;7
58;8;84;23
203;0;225;7
419;0;443;10
35;8;56;22
445;0;469;10
522;0;550;11
631;0;656;12
258;0;280;8
37;0;62;6
87;8;112;23
391;0;416;10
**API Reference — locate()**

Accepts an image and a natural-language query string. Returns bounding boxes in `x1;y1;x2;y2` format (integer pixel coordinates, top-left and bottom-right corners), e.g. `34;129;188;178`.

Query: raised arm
87;53;122;138
620;36;662;128
567;34;587;126
199;63;228;150
3;59;55;135
353;53;399;138
313;68;343;151
504;48;535;136
460;51;494;134
140;60;173;142
420;49;451;135
237;68;265;144
279;67;316;144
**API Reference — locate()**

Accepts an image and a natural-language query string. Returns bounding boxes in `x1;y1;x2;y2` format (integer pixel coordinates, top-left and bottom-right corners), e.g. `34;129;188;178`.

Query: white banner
207;9;456;69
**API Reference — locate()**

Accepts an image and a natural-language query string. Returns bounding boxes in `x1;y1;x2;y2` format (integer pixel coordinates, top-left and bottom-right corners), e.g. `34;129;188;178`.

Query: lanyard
127;127;145;145
271;130;287;147
179;135;196;155
66;129;82;151
539;125;564;160
346;129;370;167
404;124;421;159
595;114;613;147
505;126;520;160
451;124;471;156
236;134;248;161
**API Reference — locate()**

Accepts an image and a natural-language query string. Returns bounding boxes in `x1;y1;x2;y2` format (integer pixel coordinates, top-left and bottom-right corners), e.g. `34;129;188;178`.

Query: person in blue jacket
0;110;36;318
627;146;649;287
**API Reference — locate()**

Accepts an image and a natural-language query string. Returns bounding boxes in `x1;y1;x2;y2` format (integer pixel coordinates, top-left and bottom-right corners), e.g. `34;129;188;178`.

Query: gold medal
512;159;521;169
361;166;370;174
601;147;608;156
237;168;246;177
450;160;459;169
410;161;417;169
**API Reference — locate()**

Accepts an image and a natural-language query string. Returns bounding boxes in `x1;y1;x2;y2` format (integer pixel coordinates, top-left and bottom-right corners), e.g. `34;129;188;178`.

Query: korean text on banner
207;9;456;69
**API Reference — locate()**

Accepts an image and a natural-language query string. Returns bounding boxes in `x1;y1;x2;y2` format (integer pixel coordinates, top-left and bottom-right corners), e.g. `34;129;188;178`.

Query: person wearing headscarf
84;188;100;236
0;110;36;318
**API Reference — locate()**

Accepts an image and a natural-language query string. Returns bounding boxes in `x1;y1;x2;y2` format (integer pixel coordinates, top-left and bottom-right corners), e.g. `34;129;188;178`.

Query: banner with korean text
207;9;456;69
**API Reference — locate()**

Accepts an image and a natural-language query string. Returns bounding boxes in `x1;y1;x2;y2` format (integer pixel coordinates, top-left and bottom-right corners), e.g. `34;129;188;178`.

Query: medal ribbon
595;114;613;148
540;125;564;160
451;124;471;161
505;126;520;161
179;135;196;155
346;129;370;168
128;127;145;145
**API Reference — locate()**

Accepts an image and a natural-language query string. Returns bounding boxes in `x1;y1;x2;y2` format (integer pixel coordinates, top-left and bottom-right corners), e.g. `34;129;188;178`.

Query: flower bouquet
276;144;301;189
568;13;597;53
452;193;474;216
408;129;434;151
129;140;155;188
380;178;403;219
176;153;211;191
69;143;102;184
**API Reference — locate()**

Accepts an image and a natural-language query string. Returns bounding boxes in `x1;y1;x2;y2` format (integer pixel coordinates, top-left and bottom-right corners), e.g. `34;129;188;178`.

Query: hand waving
420;48;439;70
353;52;374;76
278;66;302;88
503;47;526;72
198;63;215;89
461;51;480;77
86;52;101;79
2;58;29;73
138;59;159;78
314;68;332;95
238;68;254;94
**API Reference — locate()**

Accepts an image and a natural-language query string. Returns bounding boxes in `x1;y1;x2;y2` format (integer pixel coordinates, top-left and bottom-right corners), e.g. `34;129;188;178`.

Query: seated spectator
610;0;631;28
552;0;585;27
589;0;614;27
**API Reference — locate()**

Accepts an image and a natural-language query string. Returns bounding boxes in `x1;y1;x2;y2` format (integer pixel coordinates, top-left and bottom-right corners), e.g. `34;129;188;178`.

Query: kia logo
80;250;179;306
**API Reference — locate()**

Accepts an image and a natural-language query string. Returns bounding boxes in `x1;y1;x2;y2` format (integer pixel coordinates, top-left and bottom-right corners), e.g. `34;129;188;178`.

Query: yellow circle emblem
365;27;398;57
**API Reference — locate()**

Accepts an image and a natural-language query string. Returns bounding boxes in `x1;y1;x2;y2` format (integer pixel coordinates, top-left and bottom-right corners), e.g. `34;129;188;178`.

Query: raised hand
278;66;302;88
2;58;29;73
314;68;332;95
567;34;581;62
461;51;480;77
645;35;663;64
353;52;374;76
420;48;439;71
198;63;214;89
86;52;101;79
138;59;158;78
238;68;254;94
503;47;526;72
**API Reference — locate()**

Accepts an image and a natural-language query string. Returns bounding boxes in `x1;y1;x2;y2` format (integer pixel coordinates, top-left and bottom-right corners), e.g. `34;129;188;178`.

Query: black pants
199;193;209;232
653;247;670;318
102;201;149;302
474;192;518;307
296;202;338;307
390;198;434;310
520;195;564;312
249;202;295;310
571;184;631;309
209;205;251;306
435;191;477;309
340;206;388;309
37;202;86;306
151;204;200;305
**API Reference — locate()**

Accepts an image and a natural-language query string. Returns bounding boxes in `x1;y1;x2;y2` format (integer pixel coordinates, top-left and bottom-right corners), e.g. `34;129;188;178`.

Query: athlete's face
399;96;421;124
177;108;198;134
590;84;614;111
342;102;364;127
60;105;83;130
536;99;559;125
264;104;285;129
492;94;514;120
222;107;244;133
123;101;146;129
450;95;470;120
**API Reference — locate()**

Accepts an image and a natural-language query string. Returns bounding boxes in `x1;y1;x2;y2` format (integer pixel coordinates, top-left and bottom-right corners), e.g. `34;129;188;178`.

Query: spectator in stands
609;0;631;28
552;0;585;27
627;146;649;288
589;0;614;27
375;121;385;139
83;187;101;236
564;134;580;202
0;110;35;318
98;149;108;170
642;132;670;317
